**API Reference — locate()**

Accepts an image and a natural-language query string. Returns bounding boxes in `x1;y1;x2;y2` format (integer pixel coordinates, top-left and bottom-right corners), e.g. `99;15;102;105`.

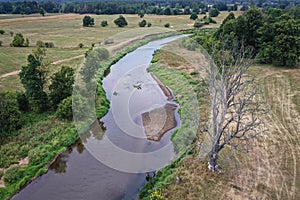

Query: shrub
78;43;84;48
147;22;152;27
28;145;53;165
209;8;220;17
9;31;14;37
190;13;198;20
0;41;2;47
138;19;147;27
45;42;54;48
114;15;128;27
36;40;45;47
101;20;108;27
194;21;204;28
0;30;5;35
56;96;73;120
11;33;25;47
3;166;24;184
164;23;170;28
83;15;94;27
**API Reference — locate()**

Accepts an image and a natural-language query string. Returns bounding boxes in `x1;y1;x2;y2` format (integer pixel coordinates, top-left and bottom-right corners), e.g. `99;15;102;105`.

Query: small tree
147;22;152;27
11;33;27;47
209;8;220;17
36;40;45;47
139;19;147;27
49;66;75;107
56;96;73;120
0;30;5;35
83;16;94;27
78;43;84;48
40;8;45;16
138;10;145;18
164;23;170;28
190;13;198;20
101;20;108;27
114;15;128;27
19;48;49;112
0;91;22;137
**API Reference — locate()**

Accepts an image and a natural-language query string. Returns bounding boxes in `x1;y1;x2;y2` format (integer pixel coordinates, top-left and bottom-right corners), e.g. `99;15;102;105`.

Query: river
12;35;187;200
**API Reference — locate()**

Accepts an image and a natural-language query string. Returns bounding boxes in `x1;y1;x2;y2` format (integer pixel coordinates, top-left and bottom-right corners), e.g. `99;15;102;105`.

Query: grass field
144;40;300;199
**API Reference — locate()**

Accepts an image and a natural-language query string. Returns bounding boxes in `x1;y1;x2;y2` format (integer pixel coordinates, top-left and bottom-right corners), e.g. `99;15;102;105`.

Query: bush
147;22;152;27
83;16;94;27
114;15;128;27
194;21;204;28
3;166;24;184
78;43;84;48
164;23;170;28
11;33;27;47
138;19;147;27
0;41;2;47
101;20;108;27
56;96;73;120
190;13;198;20
0;30;5;35
28;145;53;165
45;42;54;48
36;40;45;47
209;8;220;17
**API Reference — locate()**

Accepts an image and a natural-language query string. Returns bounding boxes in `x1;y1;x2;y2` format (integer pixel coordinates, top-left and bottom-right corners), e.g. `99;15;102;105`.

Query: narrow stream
12;35;188;200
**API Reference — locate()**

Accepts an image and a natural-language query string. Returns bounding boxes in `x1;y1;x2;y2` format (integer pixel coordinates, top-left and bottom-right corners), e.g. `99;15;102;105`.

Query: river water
12;35;187;200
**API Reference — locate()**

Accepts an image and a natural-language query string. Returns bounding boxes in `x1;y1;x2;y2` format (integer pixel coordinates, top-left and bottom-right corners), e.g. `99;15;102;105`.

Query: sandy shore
142;74;178;141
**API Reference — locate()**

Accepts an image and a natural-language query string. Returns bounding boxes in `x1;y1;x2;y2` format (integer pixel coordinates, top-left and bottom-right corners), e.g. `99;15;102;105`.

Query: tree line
195;7;300;67
0;1;239;15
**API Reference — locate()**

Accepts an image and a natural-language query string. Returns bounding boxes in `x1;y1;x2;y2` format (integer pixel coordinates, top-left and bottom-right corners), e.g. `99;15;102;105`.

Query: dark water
12;35;187;200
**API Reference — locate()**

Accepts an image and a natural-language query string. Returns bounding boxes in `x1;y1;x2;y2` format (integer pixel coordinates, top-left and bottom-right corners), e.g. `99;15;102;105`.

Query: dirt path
51;54;84;65
0;70;21;78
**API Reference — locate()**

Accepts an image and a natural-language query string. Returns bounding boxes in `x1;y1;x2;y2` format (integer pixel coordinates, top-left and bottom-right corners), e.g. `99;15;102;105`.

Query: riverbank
139;38;206;199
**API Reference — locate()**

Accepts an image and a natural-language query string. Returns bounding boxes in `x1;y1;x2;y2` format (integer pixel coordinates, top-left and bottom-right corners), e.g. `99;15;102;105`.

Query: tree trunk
208;152;221;173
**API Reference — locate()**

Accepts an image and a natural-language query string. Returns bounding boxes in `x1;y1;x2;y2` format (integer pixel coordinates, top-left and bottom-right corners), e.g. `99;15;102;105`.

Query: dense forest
0;0;298;15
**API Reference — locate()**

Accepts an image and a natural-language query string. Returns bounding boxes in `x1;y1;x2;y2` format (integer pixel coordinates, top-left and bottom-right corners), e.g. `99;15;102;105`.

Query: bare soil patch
142;103;177;141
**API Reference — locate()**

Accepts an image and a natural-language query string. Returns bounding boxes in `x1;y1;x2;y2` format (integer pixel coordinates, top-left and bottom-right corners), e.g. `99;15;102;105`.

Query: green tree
184;6;191;15
49;66;75;107
164;23;170;28
114;15;128;27
56;96;73;120
11;33;28;47
138;19;147;27
19;48;49;112
83;15;94;27
40;8;45;16
0;91;22;137
101;20;108;27
190;13;198;20
209;8;220;17
138;10;145;18
0;30;5;34
258;14;300;67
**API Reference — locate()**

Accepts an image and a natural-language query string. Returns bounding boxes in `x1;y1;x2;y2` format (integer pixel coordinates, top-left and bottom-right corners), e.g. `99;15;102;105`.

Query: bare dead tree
204;42;266;172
